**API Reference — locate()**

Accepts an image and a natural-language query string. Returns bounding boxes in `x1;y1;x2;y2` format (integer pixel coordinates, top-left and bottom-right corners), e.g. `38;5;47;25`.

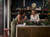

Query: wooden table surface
16;25;50;37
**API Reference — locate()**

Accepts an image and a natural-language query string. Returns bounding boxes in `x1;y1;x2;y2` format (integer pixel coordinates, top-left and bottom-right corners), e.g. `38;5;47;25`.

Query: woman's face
32;10;35;14
22;13;25;16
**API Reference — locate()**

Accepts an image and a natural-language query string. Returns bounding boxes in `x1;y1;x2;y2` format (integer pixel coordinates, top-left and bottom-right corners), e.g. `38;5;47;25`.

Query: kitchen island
16;25;50;37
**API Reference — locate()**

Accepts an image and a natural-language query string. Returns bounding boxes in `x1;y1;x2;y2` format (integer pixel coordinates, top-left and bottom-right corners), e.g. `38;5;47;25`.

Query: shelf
11;14;31;15
11;14;49;15
11;14;18;15
39;14;47;15
11;9;47;11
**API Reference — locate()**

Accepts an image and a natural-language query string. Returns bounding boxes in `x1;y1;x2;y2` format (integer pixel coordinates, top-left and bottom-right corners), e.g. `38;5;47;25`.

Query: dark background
11;0;47;20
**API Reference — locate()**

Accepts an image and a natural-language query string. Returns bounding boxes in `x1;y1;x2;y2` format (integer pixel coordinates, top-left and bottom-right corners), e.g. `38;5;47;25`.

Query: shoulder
18;14;21;17
36;14;39;16
30;15;33;16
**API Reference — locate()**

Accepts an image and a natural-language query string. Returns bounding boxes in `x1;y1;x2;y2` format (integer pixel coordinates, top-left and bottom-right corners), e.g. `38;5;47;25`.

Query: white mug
23;23;26;25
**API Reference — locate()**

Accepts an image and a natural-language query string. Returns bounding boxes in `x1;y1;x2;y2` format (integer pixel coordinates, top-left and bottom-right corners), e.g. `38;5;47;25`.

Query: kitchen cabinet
16;26;50;37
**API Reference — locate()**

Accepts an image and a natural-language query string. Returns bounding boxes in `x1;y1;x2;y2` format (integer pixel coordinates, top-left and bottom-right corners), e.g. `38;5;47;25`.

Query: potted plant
11;4;16;11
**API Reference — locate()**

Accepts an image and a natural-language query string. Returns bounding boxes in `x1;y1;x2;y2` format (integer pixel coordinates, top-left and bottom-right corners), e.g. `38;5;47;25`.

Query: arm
18;15;24;23
18;15;27;23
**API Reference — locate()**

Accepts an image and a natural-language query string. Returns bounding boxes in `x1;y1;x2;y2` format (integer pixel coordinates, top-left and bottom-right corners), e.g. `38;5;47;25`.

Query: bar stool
3;28;10;37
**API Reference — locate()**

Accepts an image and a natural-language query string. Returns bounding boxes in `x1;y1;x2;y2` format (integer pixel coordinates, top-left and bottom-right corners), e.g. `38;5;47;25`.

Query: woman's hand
34;21;37;23
24;16;27;20
30;21;32;23
17;22;19;24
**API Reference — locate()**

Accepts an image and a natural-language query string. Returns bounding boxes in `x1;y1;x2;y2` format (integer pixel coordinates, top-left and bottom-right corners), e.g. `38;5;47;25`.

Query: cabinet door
17;27;31;37
17;27;50;37
43;27;50;37
31;27;50;37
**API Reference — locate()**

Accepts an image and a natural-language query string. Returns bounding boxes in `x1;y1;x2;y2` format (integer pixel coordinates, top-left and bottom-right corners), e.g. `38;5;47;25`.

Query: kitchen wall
16;0;43;8
11;0;47;19
0;0;2;35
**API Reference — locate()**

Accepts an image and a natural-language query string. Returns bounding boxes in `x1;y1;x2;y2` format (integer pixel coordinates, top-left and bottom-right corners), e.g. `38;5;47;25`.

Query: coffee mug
23;23;26;25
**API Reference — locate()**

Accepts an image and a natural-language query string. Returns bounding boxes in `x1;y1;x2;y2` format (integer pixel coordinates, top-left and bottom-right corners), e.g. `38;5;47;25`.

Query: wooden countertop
16;24;50;37
16;24;50;27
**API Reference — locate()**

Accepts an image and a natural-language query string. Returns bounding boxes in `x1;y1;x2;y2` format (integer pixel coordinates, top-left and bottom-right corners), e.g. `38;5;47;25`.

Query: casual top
30;14;40;22
12;16;18;25
11;16;30;25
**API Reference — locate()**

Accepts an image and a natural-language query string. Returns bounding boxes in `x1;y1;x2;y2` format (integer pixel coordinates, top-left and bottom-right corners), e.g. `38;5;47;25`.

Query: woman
11;10;27;37
30;9;40;23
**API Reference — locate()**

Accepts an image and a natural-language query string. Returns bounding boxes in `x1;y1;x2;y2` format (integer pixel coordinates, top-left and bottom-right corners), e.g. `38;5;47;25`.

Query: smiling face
32;10;36;15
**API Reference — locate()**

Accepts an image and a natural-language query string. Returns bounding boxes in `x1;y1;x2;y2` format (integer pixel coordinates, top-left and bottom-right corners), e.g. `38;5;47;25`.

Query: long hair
19;10;25;15
31;9;37;15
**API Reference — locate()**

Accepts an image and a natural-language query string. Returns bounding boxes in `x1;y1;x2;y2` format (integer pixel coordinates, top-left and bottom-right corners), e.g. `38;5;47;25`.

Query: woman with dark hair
11;10;27;37
30;9;40;23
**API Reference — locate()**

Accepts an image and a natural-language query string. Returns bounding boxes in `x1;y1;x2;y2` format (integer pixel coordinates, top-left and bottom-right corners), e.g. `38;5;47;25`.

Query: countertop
16;24;50;27
16;24;50;37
